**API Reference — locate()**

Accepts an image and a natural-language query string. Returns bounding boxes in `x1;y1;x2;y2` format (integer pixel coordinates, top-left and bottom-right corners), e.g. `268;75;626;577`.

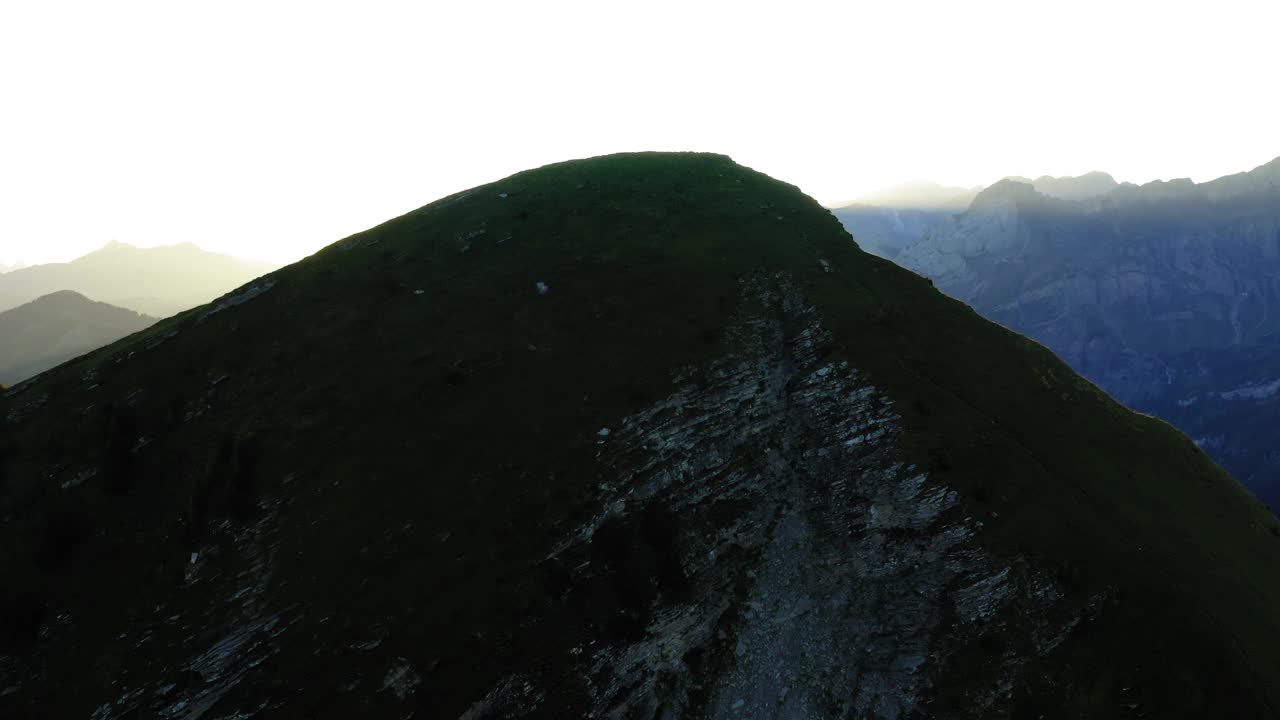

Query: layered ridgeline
0;291;156;386
0;241;277;318
831;172;1120;260
898;157;1280;503
3;154;1280;719
1003;171;1121;202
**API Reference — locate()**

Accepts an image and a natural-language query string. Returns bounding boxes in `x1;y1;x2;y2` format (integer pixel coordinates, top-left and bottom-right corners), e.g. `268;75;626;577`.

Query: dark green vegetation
2;153;1280;717
0;290;156;386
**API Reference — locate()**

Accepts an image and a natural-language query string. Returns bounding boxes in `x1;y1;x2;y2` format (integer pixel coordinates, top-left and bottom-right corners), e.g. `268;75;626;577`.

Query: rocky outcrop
526;275;1086;718
1;274;1094;719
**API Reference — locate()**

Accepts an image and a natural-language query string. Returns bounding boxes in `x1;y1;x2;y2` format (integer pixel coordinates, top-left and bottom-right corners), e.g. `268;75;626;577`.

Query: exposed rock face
523;275;1083;718
896;180;1043;278
0;273;1090;720
897;157;1280;502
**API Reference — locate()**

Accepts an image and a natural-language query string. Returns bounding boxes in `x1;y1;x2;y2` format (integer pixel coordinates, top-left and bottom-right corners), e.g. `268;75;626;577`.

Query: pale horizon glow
2;0;1278;266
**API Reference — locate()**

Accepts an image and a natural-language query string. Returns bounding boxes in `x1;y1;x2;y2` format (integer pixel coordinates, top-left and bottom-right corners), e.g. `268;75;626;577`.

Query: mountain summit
3;153;1280;718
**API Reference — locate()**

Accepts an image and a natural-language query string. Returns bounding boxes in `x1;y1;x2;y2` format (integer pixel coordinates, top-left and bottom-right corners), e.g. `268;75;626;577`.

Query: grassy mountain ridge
2;153;1280;717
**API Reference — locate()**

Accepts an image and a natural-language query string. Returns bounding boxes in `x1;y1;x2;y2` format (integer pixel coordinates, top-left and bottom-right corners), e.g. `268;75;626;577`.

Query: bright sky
2;0;1278;266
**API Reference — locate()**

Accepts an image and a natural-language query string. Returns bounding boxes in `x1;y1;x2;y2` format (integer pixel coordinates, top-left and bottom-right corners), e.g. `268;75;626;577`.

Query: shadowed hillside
2;153;1280;719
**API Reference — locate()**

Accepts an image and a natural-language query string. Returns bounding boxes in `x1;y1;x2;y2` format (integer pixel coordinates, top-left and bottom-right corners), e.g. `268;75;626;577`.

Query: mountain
830;182;977;259
898;156;1280;503
0;241;277;318
1004;171;1120;202
842;180;980;210
0;262;27;274
0;291;156;386
831;172;1124;260
4;153;1280;719
829;205;958;259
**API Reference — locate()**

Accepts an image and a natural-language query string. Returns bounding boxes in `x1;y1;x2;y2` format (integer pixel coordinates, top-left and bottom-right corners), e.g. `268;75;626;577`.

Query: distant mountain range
0;241;277;318
831;171;1127;259
0;291;155;386
892;155;1280;503
0;262;27;274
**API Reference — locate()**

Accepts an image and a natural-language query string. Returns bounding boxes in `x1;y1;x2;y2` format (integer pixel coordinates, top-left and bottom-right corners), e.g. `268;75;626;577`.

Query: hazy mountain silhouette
0;291;155;386
1004;171;1120;201
833;172;1126;259
0;241;277;318
842;180;979;210
3;153;1280;718
829;183;977;258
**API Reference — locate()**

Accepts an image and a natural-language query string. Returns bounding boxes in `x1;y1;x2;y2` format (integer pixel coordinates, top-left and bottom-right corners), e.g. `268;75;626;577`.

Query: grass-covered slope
1;153;1279;718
